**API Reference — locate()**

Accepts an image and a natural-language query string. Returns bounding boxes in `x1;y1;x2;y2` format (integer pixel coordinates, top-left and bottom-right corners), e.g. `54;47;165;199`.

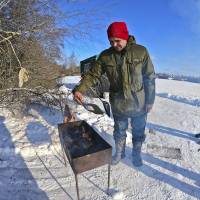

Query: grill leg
75;174;80;200
61;147;67;167
107;164;111;194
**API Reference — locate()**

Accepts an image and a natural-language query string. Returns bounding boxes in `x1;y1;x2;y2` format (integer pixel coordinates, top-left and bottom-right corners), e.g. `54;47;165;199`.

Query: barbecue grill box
58;120;112;199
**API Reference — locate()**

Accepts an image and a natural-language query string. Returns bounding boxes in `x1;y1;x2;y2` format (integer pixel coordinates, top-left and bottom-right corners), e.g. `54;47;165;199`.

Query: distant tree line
62;52;80;75
156;73;200;83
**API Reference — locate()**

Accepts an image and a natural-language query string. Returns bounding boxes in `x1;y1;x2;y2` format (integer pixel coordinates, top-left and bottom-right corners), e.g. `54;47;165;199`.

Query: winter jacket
73;36;155;117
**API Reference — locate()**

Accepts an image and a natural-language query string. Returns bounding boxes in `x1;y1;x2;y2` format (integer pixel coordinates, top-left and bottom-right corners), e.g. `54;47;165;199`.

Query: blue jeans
113;113;147;144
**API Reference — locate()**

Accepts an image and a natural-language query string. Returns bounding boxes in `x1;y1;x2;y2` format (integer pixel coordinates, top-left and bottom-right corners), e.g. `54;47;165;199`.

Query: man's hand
145;104;153;113
73;91;84;105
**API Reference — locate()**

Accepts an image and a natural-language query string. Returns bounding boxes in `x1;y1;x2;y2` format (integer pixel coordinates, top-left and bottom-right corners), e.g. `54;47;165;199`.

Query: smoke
170;0;200;34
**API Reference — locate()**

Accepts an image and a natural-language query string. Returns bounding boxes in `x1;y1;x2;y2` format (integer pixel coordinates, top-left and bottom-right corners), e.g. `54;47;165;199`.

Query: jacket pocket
127;59;143;92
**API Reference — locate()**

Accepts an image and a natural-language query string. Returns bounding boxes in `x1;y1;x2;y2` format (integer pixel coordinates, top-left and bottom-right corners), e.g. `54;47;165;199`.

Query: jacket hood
127;35;136;45
121;35;136;53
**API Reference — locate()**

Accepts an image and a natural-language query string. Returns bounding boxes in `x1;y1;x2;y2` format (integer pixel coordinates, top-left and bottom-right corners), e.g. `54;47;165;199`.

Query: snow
0;77;200;200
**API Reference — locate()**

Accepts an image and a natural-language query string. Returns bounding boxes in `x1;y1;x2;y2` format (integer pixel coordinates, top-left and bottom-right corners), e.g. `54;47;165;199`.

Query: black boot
132;141;143;167
112;140;125;165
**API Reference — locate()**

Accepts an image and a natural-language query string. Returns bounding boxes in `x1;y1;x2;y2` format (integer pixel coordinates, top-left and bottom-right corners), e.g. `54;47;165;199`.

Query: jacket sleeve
73;56;104;94
142;49;156;105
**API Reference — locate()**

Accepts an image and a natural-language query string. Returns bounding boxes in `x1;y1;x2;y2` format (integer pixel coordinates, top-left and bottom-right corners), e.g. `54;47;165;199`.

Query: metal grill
58;120;112;200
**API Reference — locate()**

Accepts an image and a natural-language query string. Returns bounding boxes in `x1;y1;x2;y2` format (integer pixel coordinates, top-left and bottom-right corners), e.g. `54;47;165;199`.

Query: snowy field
0;77;200;200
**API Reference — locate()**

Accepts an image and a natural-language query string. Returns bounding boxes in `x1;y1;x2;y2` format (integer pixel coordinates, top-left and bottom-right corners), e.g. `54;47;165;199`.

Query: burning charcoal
81;125;92;141
82;131;92;141
59;121;112;159
80;126;87;135
81;138;93;149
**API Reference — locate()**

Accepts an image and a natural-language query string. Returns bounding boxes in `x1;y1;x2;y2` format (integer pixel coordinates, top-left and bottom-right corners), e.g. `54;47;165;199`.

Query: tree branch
0;34;22;68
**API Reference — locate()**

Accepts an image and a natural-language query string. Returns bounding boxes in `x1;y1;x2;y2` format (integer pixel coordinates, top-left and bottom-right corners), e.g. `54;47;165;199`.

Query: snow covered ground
0;77;200;200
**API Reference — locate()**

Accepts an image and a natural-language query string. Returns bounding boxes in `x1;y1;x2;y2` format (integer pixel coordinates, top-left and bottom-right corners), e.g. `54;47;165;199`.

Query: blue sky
62;0;200;76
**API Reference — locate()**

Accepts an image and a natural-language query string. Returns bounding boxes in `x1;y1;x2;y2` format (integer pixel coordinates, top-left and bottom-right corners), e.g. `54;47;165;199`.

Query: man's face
109;37;127;52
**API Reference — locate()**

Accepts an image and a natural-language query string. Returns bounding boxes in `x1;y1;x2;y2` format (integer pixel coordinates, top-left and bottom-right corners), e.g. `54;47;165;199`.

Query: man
73;22;155;167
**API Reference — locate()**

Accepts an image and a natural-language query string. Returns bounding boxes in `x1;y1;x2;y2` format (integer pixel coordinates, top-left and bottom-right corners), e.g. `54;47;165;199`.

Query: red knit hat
107;22;129;40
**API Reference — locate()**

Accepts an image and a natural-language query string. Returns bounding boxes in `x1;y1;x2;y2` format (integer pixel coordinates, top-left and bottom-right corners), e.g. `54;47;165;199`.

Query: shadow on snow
0;115;49;200
146;122;197;142
122;121;200;199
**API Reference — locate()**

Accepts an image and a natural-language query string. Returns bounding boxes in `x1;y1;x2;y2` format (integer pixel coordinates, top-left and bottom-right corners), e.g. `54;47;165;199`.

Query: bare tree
66;52;78;68
0;0;104;116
